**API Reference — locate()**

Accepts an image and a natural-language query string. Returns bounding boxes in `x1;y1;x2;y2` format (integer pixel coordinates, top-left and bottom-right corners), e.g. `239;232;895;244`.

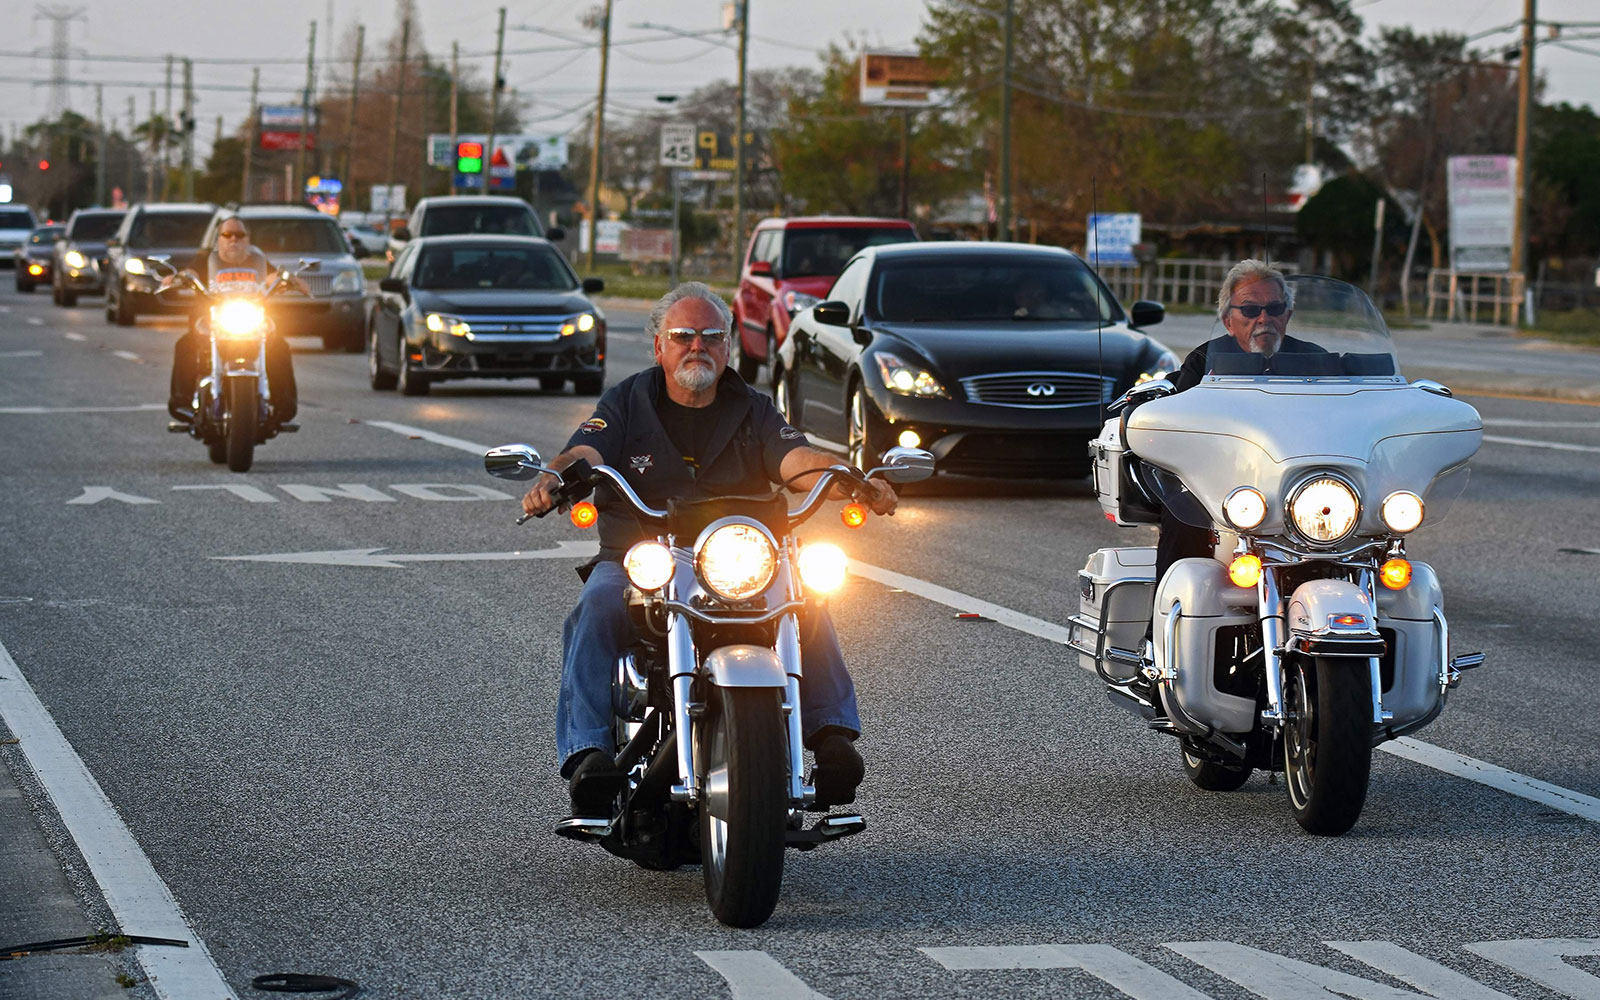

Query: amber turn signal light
1228;554;1262;588
1380;558;1411;590
570;501;598;528
841;502;867;528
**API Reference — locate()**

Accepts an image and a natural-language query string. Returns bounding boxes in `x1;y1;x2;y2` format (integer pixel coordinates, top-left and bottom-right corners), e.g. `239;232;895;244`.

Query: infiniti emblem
1026;382;1057;397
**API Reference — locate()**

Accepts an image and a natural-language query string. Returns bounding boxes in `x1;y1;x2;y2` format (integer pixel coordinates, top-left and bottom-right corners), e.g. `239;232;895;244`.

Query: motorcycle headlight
624;541;674;592
212;299;266;337
1222;486;1267;530
695;522;778;602
781;290;820;315
797;542;847;593
1135;349;1180;385
875;352;948;398
124;257;147;275
64;250;87;269
330;269;363;293
1288;475;1360;545
1381;490;1424;533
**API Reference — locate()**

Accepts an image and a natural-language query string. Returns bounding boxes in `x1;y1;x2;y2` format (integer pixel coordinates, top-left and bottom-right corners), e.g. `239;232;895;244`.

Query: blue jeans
556;559;862;774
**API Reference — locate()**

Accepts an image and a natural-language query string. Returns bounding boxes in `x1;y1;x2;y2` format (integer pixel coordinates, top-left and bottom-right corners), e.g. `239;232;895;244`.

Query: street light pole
732;0;749;271
585;0;613;271
487;7;506;192
1511;0;1535;284
998;0;1013;242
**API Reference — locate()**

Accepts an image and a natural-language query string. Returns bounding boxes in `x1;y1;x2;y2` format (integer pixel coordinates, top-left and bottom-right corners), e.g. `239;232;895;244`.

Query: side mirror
298;258;322;273
379;277;407;295
1129;300;1165;327
582;277;605;294
1108;378;1175;415
106;237;121;248
545;226;567;242
351;243;371;259
870;446;936;484
749;260;773;278
485;443;547;480
393;227;412;242
813;300;849;326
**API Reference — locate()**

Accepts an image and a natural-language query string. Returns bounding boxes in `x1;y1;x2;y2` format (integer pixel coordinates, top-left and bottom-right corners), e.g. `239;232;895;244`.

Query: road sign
859;52;949;108
1448;155;1515;273
660;124;696;168
1085;213;1141;266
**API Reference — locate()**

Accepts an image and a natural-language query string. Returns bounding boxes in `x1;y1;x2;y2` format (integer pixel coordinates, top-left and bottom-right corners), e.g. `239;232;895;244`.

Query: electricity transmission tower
34;5;87;117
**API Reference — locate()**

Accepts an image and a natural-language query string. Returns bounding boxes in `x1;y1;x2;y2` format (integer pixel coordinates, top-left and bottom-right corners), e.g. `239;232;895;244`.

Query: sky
2;0;1595;165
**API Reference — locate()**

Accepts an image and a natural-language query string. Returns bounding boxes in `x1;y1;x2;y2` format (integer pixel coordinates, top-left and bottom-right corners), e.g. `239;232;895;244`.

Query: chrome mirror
1109;378;1175;414
1411;378;1453;398
870;446;936;484
485;443;546;480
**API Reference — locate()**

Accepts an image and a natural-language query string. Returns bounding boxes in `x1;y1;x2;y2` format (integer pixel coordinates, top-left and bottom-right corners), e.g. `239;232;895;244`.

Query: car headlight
425;313;471;338
1381;490;1424;533
695;522;778;602
1288;475;1360;544
560;313;596;337
330;269;363;293
781;290;820;315
64;250;87;269
624;541;674;592
797;542;847;593
212;299;266;337
124;257;147;275
1222;486;1267;530
875;352;949;398
1136;349;1180;384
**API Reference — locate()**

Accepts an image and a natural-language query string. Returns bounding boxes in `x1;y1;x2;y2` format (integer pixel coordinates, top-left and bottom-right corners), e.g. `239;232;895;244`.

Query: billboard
1447;155;1515;273
1084;213;1141;266
859;52;949;108
260;105;315;151
428;134;570;170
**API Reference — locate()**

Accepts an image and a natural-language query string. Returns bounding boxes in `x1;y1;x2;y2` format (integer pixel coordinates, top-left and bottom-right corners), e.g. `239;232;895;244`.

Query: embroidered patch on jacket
578;417;607;434
629;454;653;473
779;425;804;440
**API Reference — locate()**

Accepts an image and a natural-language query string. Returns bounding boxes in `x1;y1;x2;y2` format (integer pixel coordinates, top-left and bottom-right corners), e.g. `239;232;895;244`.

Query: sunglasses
219;231;249;240
1228;301;1288;319
663;327;728;346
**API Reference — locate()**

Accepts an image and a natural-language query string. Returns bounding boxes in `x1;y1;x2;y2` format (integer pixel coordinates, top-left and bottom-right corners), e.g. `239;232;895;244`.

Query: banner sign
260;105;315;151
621;228;674;262
1448;155;1515;273
859;52;949;108
1084;213;1141;266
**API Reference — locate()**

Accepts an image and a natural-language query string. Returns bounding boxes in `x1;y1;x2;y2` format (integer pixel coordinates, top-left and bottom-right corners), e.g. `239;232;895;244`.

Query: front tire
368;328;397;390
397;337;431;396
847;382;890;472
573;372;604;396
112;288;136;326
1182;745;1252;791
60;287;77;307
699;686;788;928
1283;655;1371;835
733;326;761;382
224;379;258;473
775;368;797;425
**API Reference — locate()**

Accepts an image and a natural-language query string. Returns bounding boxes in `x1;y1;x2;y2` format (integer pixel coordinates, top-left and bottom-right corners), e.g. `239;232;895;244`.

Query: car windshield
414;245;577;291
246;218;348;254
29;227;64;245
870;257;1122;324
419;205;538;237
1202;274;1401;380
69;214;123;240
780;227;914;279
128;212;212;249
0;210;35;229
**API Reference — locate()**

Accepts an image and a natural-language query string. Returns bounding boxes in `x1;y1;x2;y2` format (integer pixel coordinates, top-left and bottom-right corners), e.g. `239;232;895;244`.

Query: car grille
451;314;581;341
959;371;1115;407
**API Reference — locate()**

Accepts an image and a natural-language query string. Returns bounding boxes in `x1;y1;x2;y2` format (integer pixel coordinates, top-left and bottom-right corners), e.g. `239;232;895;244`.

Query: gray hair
1216;259;1294;321
647;282;733;341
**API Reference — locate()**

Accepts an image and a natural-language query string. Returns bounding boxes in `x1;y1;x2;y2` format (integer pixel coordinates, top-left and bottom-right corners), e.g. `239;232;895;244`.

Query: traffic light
456;141;483;174
38;159;49;171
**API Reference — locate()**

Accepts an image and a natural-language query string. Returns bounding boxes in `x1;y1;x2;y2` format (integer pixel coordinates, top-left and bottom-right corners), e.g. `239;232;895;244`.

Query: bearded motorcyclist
165;215;301;429
521;282;896;819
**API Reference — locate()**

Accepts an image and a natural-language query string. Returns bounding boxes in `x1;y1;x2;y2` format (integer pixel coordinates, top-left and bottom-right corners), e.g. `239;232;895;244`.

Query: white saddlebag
1068;547;1156;679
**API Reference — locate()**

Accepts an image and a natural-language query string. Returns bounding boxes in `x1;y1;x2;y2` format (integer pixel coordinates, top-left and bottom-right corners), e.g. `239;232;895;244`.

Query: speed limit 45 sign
659;124;696;168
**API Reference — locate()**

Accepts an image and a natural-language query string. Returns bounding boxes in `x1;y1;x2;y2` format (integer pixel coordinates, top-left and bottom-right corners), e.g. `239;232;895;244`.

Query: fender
223;363;261;378
1286;578;1385;657
703;644;788;688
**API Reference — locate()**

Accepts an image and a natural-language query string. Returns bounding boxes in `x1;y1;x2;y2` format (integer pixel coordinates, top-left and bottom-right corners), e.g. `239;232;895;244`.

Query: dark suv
52;208;126;306
196;206;368;351
104;202;216;325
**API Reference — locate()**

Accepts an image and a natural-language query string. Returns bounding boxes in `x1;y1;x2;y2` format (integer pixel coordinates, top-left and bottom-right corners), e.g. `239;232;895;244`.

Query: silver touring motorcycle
1071;275;1485;835
485;443;935;926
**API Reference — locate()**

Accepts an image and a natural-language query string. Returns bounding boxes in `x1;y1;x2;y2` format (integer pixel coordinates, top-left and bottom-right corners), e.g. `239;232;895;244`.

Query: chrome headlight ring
1286;471;1362;547
693;516;780;603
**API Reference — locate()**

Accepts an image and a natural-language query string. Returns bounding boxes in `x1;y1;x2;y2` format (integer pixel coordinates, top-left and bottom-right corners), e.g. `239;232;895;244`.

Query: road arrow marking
214;540;601;568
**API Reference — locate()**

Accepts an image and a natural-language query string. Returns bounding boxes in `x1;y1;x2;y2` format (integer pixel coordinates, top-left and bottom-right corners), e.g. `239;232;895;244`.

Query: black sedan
13;225;64;292
772;242;1176;478
368;235;606;396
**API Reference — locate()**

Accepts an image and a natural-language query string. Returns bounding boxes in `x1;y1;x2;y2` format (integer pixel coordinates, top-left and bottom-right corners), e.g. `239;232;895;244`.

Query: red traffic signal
38;159;50;171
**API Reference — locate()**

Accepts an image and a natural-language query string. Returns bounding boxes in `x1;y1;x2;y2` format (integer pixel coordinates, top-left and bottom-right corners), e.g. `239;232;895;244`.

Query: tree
1530;102;1600;262
1296;172;1407;280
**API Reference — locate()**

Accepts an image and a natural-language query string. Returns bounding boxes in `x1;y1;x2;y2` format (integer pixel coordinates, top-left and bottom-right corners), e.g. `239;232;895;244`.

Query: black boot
808;728;864;807
566;749;626;819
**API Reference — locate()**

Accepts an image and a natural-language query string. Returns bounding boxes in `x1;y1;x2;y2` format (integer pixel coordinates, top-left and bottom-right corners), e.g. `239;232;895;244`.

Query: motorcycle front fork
1256;566;1388;730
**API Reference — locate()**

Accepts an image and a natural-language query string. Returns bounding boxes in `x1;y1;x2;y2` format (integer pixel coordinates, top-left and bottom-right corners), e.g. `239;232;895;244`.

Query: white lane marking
1169;941;1454;999
26;316;45;326
112;350;142;362
0;404;165;414
696;951;830;1000
215;541;600;568
171;484;278;503
1482;434;1600;454
66;487;160;505
1382;738;1600;822
359;416;1600;824
1326;942;1515;1000
923;944;1213;999
1466;939;1600;998
64;332;87;342
0;637;237;999
277;483;396;503
1482;418;1600;428
0;350;44;358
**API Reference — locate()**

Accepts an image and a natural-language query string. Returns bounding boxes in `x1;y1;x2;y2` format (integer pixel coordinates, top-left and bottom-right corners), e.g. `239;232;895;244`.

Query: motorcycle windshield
1202;275;1401;382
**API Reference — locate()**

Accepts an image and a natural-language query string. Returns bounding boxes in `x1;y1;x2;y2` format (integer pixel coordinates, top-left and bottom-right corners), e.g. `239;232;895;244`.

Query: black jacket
1168;333;1330;392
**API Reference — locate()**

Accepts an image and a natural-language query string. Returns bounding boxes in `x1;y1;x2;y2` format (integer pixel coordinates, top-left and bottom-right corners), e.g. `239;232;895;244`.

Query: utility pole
344;24;364;187
450;40;459;160
94;84;105;206
127;94;137;198
296;20;317;201
1511;0;1535;283
585;0;613;271
162;56;173;199
181;58;194;201
146;90;156;203
487;8;507;194
732;0;749;270
998;0;1013;241
899;109;911;219
385;14;412;231
243;67;259;203
34;5;86;117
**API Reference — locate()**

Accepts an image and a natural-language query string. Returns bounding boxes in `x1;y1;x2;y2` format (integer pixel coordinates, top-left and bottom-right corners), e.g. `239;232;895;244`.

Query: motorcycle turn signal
570;501;598;528
840;502;867;528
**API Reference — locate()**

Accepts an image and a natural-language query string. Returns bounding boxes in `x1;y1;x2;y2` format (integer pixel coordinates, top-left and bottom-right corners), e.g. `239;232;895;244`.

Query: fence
1095;258;1299;309
1425;270;1525;325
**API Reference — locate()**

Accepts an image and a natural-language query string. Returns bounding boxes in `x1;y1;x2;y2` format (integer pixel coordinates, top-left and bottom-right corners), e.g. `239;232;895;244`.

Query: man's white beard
1248;332;1281;357
673;354;718;392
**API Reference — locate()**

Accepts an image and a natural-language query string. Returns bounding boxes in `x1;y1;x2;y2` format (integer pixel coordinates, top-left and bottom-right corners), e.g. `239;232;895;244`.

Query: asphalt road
1;287;1598;1000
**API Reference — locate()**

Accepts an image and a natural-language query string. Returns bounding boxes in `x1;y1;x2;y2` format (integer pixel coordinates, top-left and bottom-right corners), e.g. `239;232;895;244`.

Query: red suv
732;216;917;383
